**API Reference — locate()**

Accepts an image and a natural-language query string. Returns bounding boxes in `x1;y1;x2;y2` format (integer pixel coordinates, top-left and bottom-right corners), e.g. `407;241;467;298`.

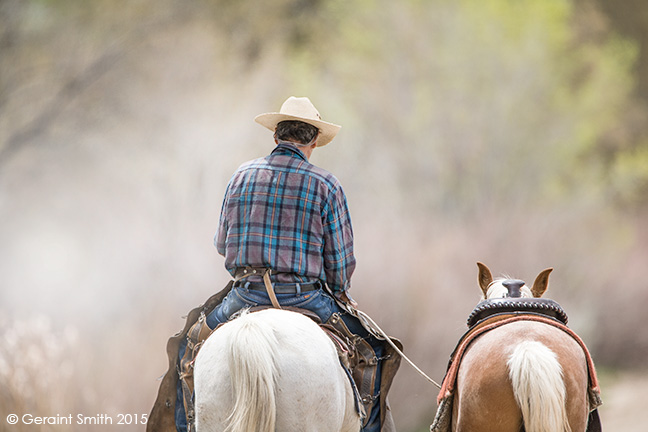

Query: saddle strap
179;312;214;432
263;269;282;309
235;267;282;309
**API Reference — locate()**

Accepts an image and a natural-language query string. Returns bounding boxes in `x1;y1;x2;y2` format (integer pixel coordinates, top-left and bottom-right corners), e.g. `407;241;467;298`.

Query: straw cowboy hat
255;96;341;146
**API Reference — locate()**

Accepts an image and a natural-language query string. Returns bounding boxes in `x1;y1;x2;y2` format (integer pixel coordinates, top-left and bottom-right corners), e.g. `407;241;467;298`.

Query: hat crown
280;97;322;122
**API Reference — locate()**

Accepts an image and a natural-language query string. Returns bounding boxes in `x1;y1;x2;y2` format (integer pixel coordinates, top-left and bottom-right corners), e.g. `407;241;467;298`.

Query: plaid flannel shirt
215;143;356;292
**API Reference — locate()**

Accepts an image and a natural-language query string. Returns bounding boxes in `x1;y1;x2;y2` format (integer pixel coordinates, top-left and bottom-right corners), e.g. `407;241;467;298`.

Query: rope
354;309;442;390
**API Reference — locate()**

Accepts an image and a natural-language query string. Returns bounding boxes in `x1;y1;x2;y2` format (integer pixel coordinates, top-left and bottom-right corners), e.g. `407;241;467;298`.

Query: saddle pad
437;313;601;406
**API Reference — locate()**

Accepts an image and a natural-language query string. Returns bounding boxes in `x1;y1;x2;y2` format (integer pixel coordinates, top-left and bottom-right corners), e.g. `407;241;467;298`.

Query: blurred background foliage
1;0;647;430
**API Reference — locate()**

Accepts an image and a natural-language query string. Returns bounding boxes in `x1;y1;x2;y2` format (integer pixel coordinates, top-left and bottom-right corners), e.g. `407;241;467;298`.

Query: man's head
274;120;319;145
272;120;318;159
255;96;341;147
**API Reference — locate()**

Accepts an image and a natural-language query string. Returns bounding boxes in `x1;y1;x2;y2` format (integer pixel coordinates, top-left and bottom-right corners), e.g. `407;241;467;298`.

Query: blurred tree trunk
594;0;648;103
574;0;648;207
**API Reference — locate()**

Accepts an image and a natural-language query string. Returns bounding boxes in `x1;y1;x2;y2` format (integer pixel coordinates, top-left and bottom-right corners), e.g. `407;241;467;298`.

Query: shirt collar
271;141;308;162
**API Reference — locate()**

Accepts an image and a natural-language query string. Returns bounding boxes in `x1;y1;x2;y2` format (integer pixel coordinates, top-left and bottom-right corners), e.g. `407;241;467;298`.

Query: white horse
194;308;361;432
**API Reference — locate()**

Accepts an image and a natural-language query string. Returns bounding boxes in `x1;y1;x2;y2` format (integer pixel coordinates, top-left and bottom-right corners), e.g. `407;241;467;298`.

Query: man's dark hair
275;121;319;145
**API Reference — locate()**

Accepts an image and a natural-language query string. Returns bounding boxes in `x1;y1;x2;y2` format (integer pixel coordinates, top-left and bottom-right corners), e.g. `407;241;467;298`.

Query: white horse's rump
507;340;571;432
194;308;361;432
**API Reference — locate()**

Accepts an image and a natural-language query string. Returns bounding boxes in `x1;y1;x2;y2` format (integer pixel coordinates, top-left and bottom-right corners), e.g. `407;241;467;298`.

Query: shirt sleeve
214;180;232;256
322;184;356;292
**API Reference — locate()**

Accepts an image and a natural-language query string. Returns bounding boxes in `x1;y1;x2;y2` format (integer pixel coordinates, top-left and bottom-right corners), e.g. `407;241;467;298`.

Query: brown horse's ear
477;262;493;297
531;268;553;297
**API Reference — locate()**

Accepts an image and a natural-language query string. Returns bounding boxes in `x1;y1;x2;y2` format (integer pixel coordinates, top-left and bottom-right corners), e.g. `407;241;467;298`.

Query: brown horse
433;263;600;432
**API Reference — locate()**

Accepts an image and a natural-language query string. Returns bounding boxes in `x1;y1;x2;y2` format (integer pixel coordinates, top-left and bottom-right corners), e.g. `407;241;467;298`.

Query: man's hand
334;290;358;309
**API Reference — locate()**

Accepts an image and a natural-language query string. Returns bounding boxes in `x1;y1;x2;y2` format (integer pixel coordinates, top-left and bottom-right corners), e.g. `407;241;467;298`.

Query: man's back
216;143;355;292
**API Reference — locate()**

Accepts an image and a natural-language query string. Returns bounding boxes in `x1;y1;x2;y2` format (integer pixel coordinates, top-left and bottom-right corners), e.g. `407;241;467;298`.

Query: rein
353;308;442;390
235;268;443;389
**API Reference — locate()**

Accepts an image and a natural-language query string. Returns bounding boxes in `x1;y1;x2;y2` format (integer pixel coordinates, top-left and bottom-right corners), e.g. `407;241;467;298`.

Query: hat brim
254;113;341;147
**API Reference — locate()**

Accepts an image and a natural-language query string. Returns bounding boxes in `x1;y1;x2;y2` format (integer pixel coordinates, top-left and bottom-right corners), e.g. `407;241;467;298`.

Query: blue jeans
176;283;383;432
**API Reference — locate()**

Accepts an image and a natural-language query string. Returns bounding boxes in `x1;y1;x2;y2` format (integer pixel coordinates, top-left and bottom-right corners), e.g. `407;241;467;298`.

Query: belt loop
244;281;250;290
295;283;301;296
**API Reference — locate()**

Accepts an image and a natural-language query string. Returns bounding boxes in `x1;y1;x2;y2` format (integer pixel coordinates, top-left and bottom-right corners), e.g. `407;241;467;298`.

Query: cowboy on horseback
148;96;399;432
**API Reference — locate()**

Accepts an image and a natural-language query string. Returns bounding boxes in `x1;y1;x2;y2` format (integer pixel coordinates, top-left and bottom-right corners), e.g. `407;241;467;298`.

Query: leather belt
236;280;322;294
233;267;322;308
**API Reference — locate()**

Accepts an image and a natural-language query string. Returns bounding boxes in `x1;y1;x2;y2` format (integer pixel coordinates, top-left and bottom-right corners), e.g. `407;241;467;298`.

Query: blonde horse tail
507;340;571;432
224;312;278;432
